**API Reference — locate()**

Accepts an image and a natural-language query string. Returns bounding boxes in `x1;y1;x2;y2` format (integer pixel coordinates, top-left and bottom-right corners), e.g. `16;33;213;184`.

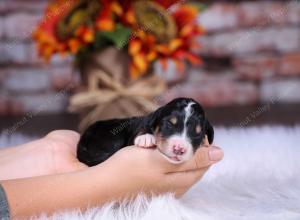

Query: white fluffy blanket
1;126;300;220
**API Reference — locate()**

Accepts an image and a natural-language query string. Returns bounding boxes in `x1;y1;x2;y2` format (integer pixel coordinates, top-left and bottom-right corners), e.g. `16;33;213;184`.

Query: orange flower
68;39;81;54
33;0;205;80
76;26;95;43
95;1;123;32
168;39;183;51
33;0;89;59
127;1;204;79
173;4;199;29
133;53;148;74
129;39;142;55
154;0;180;9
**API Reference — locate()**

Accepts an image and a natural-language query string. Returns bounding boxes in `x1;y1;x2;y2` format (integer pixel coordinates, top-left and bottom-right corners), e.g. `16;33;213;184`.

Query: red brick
27;42;44;65
0;0;47;13
7;100;24;116
287;1;300;24
238;2;287;27
162;72;258;107
4;68;50;93
3;13;42;40
0;68;6;82
0;96;9;116
0;41;29;64
279;53;300;75
0;18;4;38
199;3;239;32
188;69;238;84
233;55;279;80
260;79;300;103
11;92;70;114
50;66;79;91
199;27;300;56
198;1;299;33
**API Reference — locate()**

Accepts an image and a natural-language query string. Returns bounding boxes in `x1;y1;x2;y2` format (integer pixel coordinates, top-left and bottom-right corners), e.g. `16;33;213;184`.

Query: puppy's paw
134;134;156;148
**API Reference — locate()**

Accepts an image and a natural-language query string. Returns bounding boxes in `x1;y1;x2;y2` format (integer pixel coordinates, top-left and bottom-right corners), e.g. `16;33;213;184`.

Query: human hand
43;130;88;174
0;130;87;180
1;134;223;219
95;136;223;199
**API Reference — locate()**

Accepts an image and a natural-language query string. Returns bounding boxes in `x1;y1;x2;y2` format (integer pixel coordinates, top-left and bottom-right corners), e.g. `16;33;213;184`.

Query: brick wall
1;0;300;116
0;0;78;116
163;0;300;107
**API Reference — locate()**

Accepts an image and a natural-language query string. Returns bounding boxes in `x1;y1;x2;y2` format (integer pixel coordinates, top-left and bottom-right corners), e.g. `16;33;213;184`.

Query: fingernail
209;147;224;161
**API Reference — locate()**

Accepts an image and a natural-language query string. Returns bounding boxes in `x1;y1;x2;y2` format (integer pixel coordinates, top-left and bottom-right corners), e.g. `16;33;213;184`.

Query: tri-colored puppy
77;97;214;166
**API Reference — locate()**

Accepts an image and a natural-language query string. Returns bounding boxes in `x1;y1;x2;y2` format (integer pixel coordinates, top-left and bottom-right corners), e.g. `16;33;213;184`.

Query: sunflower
128;1;204;79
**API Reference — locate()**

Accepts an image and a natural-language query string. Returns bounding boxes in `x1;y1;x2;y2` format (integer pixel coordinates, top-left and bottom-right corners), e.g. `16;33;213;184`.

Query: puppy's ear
147;106;165;132
205;119;214;144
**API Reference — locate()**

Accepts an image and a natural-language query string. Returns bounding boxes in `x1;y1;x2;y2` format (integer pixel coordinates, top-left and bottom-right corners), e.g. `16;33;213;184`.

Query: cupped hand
94;136;224;199
46;132;224;198
43;130;88;174
1;129;223;200
0;130;87;180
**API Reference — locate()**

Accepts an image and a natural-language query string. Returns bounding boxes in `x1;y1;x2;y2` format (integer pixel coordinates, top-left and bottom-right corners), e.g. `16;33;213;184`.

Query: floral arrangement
34;0;205;79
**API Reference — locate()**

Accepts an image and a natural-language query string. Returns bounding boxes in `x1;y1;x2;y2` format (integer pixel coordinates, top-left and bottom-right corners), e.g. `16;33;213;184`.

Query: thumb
170;146;224;173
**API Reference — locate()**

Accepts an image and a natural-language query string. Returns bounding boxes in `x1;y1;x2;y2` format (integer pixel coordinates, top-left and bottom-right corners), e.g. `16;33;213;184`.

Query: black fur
77;98;214;166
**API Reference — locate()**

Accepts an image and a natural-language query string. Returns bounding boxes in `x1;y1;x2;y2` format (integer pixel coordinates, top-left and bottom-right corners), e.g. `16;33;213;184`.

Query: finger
168;146;223;173
148;148;184;170
75;162;89;171
166;166;209;190
45;130;80;154
183;146;223;171
46;130;80;146
184;166;210;184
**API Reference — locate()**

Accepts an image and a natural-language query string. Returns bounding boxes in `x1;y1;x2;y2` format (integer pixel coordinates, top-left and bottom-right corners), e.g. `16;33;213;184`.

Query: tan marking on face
170;117;177;125
154;134;168;153
196;125;201;134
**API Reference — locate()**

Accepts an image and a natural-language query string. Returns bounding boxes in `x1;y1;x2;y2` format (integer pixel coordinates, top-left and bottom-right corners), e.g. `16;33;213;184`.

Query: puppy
77;97;214;166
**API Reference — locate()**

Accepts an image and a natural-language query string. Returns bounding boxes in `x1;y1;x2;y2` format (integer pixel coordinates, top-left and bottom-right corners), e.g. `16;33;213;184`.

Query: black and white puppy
77;97;214;166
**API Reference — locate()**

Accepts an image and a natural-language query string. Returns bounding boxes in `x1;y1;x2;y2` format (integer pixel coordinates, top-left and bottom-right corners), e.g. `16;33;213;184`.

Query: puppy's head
149;98;214;164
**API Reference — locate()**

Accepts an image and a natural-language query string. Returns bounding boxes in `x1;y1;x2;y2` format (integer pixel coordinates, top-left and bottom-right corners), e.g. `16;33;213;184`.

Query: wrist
81;161;138;205
0;139;53;180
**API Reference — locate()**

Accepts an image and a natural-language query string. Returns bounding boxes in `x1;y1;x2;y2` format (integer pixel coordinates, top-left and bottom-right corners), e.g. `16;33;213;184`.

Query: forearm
1;164;122;219
0;141;52;180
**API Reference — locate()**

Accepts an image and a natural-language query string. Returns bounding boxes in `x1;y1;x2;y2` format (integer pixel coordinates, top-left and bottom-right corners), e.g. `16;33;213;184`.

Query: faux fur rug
1;126;300;220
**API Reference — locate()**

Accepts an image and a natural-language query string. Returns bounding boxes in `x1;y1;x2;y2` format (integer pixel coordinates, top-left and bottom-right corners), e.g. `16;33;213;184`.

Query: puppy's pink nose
173;145;186;155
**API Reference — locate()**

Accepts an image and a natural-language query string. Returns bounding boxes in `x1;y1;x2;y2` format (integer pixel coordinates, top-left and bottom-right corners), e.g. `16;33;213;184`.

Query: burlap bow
68;69;166;131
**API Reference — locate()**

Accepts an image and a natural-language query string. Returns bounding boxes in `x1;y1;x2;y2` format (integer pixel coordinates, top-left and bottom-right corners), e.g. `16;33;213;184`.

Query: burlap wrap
68;48;166;130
